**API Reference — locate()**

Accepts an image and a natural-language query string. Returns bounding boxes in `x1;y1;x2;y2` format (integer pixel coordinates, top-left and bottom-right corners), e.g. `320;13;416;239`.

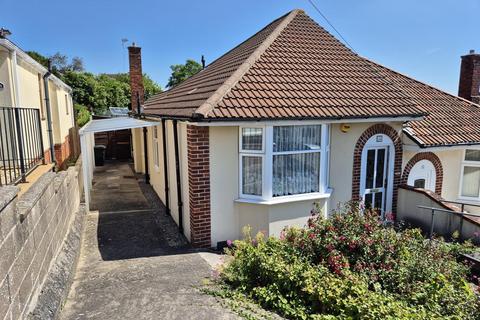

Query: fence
0;107;44;186
417;203;480;241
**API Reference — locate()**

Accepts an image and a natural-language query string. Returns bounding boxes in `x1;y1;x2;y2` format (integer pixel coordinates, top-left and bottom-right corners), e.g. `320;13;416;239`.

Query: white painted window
239;124;329;201
153;126;160;169
460;149;480;198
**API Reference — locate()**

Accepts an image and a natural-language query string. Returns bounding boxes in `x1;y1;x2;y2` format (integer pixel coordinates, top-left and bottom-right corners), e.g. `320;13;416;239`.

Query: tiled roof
144;9;424;121
144;9;480;147
372;62;480;147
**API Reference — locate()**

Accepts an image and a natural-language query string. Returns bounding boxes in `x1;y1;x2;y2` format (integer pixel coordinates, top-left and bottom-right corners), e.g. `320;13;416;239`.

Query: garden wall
0;161;82;320
397;185;480;240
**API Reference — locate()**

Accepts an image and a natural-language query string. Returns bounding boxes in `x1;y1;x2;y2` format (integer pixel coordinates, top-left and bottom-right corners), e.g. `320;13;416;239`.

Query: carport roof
80;117;158;134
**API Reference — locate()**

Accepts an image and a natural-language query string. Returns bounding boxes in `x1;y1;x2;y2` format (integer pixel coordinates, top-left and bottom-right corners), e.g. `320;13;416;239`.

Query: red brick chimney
458;49;480;104
128;43;145;112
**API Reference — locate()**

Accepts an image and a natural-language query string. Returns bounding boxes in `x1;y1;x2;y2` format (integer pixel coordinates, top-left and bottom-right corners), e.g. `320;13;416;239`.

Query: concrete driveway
59;162;237;320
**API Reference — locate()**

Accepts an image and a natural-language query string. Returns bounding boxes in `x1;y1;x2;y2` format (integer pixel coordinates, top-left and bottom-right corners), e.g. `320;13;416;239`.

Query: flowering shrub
219;203;479;319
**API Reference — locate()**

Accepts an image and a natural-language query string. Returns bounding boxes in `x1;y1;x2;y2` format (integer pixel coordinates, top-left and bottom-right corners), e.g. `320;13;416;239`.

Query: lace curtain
272;125;322;197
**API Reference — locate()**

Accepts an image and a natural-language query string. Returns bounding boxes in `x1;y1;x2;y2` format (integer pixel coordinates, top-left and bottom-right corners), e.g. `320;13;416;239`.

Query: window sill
235;189;333;205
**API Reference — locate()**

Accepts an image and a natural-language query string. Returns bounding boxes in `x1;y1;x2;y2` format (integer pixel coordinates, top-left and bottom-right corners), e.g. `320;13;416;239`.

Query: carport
79;117;157;211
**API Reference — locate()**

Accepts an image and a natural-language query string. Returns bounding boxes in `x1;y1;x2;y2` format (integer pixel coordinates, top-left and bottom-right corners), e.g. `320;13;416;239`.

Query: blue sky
2;0;479;94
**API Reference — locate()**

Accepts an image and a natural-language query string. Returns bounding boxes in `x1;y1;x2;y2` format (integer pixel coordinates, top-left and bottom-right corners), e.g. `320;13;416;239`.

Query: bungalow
127;9;480;247
0;31;76;187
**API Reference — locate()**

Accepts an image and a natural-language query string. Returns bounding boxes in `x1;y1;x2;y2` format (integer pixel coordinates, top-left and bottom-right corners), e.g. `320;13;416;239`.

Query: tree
27;51;85;74
26;51;49;68
166;59;202;88
61;71;162;115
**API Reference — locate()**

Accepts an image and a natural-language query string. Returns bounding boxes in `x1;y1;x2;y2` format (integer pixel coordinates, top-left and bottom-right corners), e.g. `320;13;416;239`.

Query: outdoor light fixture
340;124;350;133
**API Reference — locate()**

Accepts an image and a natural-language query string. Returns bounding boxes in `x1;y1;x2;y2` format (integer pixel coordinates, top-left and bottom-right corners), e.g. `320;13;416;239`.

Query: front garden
209;203;480;319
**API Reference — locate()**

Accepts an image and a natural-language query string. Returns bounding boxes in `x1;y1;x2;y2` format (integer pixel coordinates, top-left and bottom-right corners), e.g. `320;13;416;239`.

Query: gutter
141;112;426;125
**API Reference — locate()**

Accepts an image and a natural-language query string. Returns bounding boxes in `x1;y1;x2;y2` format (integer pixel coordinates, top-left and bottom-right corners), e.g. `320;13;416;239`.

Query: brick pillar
187;125;211;248
458;50;480;104
128;44;145;112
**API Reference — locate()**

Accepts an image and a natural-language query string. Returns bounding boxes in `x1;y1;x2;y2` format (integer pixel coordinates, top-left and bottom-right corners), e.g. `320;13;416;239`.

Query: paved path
59;162;237;320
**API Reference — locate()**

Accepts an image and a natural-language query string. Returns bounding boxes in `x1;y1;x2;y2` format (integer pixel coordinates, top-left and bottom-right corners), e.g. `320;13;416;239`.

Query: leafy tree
166;59;202;88
27;51;162;115
26;51;49;68
74;104;91;127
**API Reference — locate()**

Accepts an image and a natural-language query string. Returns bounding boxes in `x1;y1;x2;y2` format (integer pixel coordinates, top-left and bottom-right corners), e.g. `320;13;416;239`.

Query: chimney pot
470;49;475;54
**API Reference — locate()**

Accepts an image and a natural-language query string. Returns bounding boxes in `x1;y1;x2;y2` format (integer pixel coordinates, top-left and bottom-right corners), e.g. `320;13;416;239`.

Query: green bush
74;104;90;127
219;203;479;319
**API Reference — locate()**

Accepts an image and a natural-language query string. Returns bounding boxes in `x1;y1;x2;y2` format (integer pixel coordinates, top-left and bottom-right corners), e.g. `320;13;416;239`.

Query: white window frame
153;126;160;171
458;148;480;200
238;124;330;202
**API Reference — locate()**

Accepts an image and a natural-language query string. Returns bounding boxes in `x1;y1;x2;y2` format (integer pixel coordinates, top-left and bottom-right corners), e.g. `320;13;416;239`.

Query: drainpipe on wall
10;50;21;107
173;120;183;234
143;126;150;185
161;119;170;216
43;62;56;167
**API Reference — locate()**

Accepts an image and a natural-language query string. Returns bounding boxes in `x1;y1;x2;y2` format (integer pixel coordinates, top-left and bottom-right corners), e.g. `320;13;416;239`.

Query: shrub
74;104;90;127
219;204;479;319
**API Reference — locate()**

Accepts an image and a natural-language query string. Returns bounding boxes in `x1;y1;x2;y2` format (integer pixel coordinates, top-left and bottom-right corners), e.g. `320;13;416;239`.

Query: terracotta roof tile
144;9;480;147
145;9;422;121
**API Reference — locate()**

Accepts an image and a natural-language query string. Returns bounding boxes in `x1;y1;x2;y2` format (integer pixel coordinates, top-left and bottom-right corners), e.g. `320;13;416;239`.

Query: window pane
272;153;320;197
414;179;426;189
366;149;375;189
374;192;383;211
242;128;263;151
461;166;480;197
364;193;373;209
375;149;385;188
273;125;321;152
465;150;480;162
242;156;262;196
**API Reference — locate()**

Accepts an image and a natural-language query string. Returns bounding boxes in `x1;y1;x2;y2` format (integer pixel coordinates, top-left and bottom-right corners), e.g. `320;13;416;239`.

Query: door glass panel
365;193;373;209
374;192;383;211
414;179;426;189
366;149;375;189
375;149;385;188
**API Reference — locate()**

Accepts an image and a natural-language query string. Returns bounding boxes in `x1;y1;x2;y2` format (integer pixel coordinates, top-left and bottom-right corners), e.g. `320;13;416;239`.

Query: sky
1;0;479;94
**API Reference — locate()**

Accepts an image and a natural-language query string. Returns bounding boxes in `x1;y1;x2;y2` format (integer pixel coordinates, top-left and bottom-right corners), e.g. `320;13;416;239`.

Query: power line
306;0;357;53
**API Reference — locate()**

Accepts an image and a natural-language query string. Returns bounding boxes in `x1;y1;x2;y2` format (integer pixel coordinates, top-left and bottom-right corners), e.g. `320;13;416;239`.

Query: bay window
460;149;480;198
239;124;330;201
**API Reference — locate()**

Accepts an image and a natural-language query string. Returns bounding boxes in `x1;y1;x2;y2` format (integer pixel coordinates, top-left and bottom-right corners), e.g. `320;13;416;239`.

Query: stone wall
0;162;82;320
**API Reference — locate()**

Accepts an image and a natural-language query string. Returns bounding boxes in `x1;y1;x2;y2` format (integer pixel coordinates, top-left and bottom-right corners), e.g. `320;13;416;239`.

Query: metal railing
417;204;480;240
0;107;44;186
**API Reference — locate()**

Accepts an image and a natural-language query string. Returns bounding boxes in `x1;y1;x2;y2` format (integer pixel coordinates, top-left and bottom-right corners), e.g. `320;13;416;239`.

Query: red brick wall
187;125;211;248
351;124;403;213
128;45;144;112
54;135;72;169
401;152;443;195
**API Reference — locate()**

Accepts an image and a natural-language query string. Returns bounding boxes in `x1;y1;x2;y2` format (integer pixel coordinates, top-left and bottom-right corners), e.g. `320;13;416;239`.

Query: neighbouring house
0;31;76;187
118;9;480;247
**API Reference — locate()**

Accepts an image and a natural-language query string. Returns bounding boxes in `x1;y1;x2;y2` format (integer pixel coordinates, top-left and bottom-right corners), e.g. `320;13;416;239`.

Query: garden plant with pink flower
215;202;479;319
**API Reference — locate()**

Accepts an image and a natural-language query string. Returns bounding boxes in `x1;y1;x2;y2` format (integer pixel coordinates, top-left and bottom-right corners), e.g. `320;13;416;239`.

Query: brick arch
401;152;443;195
351;124;403;212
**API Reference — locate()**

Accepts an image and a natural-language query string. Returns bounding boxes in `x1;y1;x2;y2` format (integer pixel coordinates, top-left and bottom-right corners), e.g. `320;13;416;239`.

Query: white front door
360;134;395;217
407;159;436;192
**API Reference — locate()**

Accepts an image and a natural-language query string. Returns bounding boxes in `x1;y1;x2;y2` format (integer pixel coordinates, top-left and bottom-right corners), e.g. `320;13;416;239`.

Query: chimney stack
128;43;145;113
458;49;480;104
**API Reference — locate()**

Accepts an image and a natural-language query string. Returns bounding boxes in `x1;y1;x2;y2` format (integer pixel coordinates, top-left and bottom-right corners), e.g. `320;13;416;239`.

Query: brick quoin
351;124;403;213
401;152;443;195
187;125;211;248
